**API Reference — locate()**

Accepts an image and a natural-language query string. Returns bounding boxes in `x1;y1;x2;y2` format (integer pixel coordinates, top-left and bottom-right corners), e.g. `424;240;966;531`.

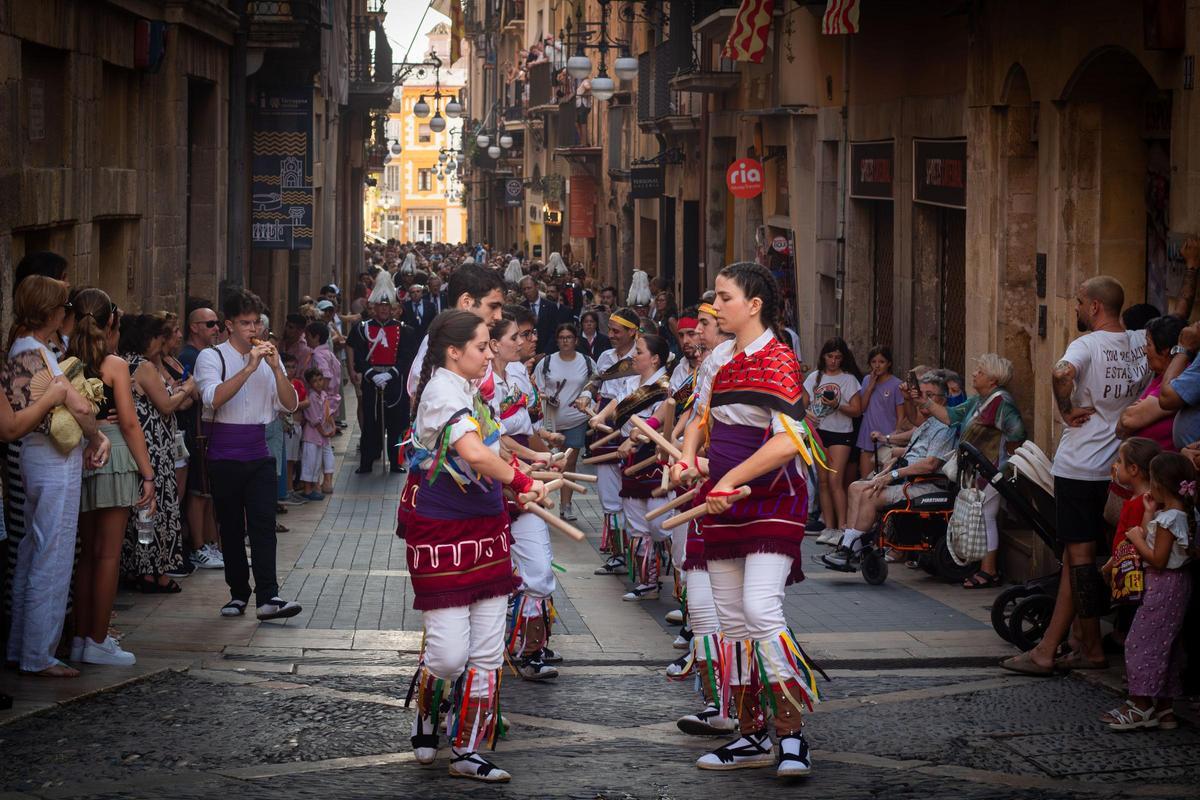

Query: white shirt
1147;508;1192;570
413;367;499;473
490;361;535;437
195;341;297;424
10;336;62;376
620;368;667;436
669;357;696;395
696;329;800;436
802;370;862;434
1051;328;1148;481
534;352;593;430
584;345;638;404
407;334;430;396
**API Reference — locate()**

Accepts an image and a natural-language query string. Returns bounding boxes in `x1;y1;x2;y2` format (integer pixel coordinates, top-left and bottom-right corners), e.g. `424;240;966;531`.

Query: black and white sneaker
622;582;660;601
696;731;775;770
776;733;813;777
593;555;626;575
449;750;511;782
256;597;302;620
678;703;739;736
539;647;563;664
821;546;858;572
411;714;439;765
665;652;691;678
665;608;685;624
517;654;559;681
220;599;247;617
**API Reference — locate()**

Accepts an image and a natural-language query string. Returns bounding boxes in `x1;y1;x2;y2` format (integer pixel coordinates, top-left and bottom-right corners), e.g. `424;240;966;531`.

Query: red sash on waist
404;511;520;610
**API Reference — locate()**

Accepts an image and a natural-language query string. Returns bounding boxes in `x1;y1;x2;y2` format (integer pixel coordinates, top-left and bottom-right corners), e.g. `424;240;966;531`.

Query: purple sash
205;421;270;461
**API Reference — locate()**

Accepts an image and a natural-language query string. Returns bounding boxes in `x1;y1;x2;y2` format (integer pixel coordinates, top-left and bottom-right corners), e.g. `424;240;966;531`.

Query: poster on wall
849;140;894;200
912;138;966;209
251;88;314;250
630;167;664;199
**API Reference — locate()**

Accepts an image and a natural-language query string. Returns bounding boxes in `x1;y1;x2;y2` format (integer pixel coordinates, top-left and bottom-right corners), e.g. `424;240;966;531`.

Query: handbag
947;465;989;565
941;392;1005;484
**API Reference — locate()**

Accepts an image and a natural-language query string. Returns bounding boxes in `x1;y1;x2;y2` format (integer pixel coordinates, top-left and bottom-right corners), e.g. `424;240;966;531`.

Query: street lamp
591;69;616;101
429;112;446;133
566;51;592;79
476;133;490;148
413;96;430;118
499;133;514;150
613;51;638;81
487;144;501;159
444;96;462;119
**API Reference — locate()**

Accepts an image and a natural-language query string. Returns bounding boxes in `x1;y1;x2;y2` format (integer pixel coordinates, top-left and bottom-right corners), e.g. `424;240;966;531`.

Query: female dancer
487;311;559;681
605;333;673;601
405;310;546;782
673;263;820;778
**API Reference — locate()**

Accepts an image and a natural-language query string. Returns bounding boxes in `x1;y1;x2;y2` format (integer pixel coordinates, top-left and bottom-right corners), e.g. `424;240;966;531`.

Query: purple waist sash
415;469;504;520
707;420;802;488
205;421;270;461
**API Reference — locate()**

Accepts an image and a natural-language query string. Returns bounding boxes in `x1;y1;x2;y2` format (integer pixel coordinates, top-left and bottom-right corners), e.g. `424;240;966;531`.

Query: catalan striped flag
722;0;775;64
822;0;860;34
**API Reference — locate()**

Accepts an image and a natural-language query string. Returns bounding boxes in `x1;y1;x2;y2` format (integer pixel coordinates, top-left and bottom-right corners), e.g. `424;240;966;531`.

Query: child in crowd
282;353;308;499
300;367;336;500
1102;437;1159;653
1100;451;1194;731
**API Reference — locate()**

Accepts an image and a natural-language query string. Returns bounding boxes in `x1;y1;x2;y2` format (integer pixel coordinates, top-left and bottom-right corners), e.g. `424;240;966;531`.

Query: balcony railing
638;39;692;124
502;0;525;28
350;16;394;92
528;61;552;109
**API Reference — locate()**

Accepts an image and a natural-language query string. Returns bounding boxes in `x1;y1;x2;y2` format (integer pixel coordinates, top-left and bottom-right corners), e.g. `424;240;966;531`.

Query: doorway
939;208;967;375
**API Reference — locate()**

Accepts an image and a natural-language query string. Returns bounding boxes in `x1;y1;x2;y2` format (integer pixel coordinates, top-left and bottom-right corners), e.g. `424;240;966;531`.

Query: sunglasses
202;320;220;328
61;301;73;311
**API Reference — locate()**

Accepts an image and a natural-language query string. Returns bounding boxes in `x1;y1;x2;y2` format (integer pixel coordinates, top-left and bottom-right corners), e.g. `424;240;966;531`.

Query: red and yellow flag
722;0;774;64
822;0;860;35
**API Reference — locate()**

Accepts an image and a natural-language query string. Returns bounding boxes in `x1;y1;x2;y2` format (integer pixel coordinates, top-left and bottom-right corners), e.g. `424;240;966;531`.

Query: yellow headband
698;303;718;318
611;314;639;330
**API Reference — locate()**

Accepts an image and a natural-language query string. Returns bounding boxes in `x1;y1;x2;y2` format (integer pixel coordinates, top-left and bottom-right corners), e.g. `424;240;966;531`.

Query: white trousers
8;439;81;672
623;496;669;541
982;484;1001;552
708;554;793;684
596;463;623;513
685;568;719;637
423;595;508;696
510;511;556;601
299;441;334;482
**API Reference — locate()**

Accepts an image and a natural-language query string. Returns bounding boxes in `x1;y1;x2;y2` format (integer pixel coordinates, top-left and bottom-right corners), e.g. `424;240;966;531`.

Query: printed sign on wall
251;88;314;249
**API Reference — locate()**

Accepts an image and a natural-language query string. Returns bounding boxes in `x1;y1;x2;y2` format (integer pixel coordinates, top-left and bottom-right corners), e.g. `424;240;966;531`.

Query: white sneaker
622;583;660;601
664;608;684;624
777;733;813;778
256;597;302;620
449;749;511;782
678;703;739;736
696;731;775;770
81;636;136;666
817;529;842;546
672;633;691;649
191;546;224;570
410;714;439;765
70;636;84;663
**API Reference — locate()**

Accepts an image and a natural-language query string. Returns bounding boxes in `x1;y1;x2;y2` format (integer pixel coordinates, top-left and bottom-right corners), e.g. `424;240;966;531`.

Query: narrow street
2;405;1199;800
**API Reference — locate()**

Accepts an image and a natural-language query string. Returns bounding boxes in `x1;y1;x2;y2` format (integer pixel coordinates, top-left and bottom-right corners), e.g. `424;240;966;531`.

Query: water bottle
135;506;154;546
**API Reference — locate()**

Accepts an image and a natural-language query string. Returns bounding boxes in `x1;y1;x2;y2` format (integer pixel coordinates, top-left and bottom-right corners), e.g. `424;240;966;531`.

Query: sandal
963;570;1001;589
999;651;1057;676
1154;707;1179;730
138;577;182;594
1055;651;1109;671
21;659;80;678
1101;699;1158;731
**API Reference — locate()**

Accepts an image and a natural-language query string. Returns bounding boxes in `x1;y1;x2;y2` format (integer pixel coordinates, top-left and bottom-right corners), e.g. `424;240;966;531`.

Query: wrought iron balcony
349;16;394;107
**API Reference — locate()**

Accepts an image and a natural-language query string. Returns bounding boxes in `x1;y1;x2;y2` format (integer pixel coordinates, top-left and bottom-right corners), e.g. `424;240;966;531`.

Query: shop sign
913;138;966;209
251;87;314;250
726;158;764;199
630;166;664;199
503;178;524;207
849;139;894;200
569;174;597;238
771;235;790;254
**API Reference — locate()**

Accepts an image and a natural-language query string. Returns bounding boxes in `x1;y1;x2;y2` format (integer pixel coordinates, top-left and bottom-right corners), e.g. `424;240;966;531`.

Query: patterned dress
120;355;184;578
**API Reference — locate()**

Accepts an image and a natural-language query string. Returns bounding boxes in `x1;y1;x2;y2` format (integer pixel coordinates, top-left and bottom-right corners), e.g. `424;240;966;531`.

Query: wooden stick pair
516;490;585;541
645;486;699;520
662;486;751;530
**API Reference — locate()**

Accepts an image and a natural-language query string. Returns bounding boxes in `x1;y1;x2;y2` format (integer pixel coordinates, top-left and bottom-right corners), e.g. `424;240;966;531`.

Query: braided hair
716;261;786;344
410;310;489;414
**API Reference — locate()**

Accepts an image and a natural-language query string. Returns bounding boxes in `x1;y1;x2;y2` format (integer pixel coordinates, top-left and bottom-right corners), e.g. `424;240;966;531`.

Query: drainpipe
835;35;849;334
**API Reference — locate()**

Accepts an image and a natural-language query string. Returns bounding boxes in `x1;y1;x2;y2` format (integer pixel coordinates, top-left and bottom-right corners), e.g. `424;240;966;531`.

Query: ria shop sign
726;158;764;199
504;178;524;207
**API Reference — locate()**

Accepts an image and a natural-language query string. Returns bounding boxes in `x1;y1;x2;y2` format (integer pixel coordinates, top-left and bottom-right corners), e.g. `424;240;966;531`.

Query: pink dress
1132;374;1176;451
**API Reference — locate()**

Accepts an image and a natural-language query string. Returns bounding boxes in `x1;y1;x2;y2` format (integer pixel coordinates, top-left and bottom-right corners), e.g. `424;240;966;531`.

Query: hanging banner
630;166;664;199
503;178;524;207
726;158;764;199
251;88;314;249
849;140;894;200
723;0;774;64
569;174;597;238
822;0;861;34
913;138;967;209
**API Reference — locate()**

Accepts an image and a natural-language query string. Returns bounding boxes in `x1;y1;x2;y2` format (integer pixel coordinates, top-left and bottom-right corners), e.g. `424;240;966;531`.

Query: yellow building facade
370;23;466;245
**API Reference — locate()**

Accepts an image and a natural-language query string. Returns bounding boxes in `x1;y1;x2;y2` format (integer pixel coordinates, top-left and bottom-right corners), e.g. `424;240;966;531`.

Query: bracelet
508;468;534;496
706;488;743;497
141;476;154;482
674;461;691;473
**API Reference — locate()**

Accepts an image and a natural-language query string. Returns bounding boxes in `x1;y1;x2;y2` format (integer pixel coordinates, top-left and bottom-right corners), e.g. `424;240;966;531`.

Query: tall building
371;23;467;245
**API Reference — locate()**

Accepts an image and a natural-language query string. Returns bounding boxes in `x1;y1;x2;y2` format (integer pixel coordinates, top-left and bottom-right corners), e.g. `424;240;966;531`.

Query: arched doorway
1058;47;1165;307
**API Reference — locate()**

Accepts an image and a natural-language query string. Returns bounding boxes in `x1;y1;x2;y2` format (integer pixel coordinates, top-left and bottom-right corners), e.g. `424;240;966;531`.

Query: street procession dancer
350;272;407;474
602;333;674;601
672;262;823;778
401;310;547;783
669;301;739;737
486;307;561;681
576;307;641;575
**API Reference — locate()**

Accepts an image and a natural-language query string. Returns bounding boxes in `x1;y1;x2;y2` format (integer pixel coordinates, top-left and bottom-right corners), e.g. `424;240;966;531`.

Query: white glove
371;373;391;388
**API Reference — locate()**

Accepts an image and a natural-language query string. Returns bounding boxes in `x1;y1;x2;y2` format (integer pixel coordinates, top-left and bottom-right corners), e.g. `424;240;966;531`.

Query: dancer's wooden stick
629;416;683;460
590;428;622;448
530;470;596;484
537;476;586;493
623;453;660;476
645;487;699;520
662;486;751;529
521;502;586;541
582;451;623;464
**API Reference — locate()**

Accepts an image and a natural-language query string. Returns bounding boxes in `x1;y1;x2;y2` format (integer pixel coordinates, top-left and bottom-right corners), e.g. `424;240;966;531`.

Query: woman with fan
4;276;110;678
68;289;156;666
118;314;194;593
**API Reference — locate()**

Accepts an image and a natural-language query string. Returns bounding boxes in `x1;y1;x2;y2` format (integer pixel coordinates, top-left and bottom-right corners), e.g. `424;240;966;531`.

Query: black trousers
209;457;279;606
360;369;407;469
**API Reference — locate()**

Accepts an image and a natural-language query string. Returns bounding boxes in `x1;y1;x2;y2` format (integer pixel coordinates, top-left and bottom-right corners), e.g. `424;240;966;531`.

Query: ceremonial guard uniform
350;315;407;472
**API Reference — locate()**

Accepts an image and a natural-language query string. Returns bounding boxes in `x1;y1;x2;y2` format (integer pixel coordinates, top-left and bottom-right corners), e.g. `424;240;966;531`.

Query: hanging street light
499;133;514;150
444;96;462;118
566;51;592;80
487;144;501;159
591;68;616;101
613;51;638;82
429;112;446;133
413;96;430;118
476;133;490;148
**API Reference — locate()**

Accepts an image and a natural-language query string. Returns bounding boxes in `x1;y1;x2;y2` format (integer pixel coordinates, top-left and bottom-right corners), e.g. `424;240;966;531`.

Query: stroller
956;440;1063;650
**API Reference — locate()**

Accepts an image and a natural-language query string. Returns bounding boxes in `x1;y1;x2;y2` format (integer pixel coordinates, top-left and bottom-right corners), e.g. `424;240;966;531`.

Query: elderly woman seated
822;371;958;571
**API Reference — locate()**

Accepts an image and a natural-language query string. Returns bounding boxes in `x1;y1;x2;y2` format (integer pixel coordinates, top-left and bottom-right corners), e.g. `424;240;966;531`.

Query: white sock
840;528;863;550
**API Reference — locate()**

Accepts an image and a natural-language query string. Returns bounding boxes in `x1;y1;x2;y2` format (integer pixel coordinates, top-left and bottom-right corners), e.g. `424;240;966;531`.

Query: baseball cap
316;299;335;311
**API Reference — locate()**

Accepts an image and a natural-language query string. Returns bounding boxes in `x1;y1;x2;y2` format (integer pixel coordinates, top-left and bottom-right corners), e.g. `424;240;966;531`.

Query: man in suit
521;275;559;355
402;284;434;337
426;274;448;315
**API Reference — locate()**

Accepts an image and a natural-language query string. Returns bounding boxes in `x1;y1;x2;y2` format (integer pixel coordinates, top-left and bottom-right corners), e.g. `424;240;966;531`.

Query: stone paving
3;401;1200;798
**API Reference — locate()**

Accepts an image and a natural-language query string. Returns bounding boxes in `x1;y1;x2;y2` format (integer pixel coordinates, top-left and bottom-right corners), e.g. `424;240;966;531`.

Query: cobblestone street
3;413;1200;799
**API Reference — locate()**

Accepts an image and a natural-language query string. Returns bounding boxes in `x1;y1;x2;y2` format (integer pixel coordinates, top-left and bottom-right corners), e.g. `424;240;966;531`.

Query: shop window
418;124;432;143
418;169;433;191
385;165;401;192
